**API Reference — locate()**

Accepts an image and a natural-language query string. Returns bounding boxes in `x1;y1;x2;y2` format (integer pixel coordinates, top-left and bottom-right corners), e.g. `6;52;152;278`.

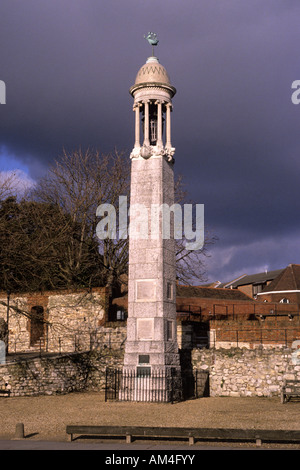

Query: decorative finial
144;32;159;56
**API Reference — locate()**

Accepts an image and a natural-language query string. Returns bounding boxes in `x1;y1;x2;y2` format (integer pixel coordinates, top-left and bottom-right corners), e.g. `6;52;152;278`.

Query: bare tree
32;148;130;291
0;196;103;292
0;171;24;200
0;149;217;295
31;148;216;290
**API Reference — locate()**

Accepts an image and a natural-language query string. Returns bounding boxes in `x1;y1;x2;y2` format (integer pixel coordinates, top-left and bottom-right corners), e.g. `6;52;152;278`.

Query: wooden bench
0;389;10;397
281;380;300;404
66;425;300;447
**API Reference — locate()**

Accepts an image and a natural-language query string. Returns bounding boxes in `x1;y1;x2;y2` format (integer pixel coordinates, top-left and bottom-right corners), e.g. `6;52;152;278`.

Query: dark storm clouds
1;0;300;282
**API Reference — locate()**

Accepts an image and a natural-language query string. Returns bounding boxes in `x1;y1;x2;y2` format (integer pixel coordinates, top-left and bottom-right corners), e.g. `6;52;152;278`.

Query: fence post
114;369;118;400
105;368;108;402
194;369;198;398
46;327;48;352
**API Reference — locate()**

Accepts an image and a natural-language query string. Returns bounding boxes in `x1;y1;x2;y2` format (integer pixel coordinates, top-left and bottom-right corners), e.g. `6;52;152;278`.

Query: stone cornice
129;82;176;98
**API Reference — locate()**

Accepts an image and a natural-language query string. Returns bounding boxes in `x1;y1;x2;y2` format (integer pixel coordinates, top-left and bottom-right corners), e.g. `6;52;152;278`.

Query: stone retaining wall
1;343;299;398
192;346;300;397
0;349;123;397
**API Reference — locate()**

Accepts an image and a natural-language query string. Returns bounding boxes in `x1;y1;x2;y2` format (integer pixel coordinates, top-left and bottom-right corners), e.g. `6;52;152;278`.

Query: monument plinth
122;34;182;401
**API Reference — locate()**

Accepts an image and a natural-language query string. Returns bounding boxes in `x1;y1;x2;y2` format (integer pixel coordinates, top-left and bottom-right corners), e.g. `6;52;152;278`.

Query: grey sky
1;0;300;282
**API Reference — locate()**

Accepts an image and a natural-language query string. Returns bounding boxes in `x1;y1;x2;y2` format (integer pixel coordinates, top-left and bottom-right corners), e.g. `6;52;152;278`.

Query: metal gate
105;368;208;403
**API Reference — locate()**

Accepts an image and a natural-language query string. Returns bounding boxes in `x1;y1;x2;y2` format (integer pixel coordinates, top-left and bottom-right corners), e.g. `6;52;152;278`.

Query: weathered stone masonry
0;287;108;353
0;349;123;397
192;347;300;397
1;343;299;397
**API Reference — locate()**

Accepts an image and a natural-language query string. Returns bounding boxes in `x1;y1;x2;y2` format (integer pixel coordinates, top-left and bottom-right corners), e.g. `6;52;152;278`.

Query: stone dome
135;56;171;86
130;56;176;97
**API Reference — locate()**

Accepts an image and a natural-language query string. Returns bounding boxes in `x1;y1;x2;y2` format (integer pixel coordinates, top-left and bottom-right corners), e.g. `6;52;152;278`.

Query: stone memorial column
125;34;182;402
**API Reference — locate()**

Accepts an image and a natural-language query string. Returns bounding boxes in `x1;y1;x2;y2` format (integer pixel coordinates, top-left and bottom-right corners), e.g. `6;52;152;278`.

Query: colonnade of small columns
133;99;173;149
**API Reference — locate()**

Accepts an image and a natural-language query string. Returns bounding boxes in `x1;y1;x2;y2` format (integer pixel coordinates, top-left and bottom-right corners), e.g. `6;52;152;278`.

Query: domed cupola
129;33;176;161
131;56;176;95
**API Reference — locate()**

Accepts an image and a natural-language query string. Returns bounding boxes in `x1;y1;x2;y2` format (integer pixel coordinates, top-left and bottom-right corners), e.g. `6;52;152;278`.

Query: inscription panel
136;279;156;301
137;318;154;340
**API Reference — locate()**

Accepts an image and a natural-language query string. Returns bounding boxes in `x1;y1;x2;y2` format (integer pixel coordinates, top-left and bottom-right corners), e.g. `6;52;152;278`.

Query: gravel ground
0;392;299;448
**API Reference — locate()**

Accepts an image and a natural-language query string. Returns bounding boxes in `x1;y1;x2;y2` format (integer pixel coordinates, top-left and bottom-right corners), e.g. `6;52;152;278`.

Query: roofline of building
222;274;247;288
257;290;300;295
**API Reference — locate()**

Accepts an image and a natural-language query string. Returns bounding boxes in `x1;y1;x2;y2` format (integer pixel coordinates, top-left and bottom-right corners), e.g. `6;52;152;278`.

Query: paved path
0;438;293;451
0;439;226;450
1;394;299;454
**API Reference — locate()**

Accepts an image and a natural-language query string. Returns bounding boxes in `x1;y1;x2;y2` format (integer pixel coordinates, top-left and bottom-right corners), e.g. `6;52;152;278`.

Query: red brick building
257;264;300;304
221;268;284;298
112;283;300;348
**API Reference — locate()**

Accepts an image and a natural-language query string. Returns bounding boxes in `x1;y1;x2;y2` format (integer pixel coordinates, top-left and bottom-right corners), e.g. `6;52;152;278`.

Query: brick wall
210;317;300;349
237;285;253;297
259;291;300;304
177;296;299;320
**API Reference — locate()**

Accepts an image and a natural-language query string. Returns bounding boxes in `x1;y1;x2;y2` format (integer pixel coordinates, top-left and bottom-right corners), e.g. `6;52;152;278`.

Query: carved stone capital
133;102;142;110
130;147;141;159
130;145;175;161
152;145;165;156
165;146;176;162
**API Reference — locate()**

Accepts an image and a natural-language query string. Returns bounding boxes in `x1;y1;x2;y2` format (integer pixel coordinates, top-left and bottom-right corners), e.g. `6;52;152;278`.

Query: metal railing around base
104;367;208;403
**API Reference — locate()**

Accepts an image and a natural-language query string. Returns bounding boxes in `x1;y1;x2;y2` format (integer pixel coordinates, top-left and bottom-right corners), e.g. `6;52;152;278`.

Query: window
280;298;290;304
150;118;157;144
166;320;174;341
116;310;125;320
166;282;173;300
253;284;265;296
149;103;157;145
30;306;44;346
